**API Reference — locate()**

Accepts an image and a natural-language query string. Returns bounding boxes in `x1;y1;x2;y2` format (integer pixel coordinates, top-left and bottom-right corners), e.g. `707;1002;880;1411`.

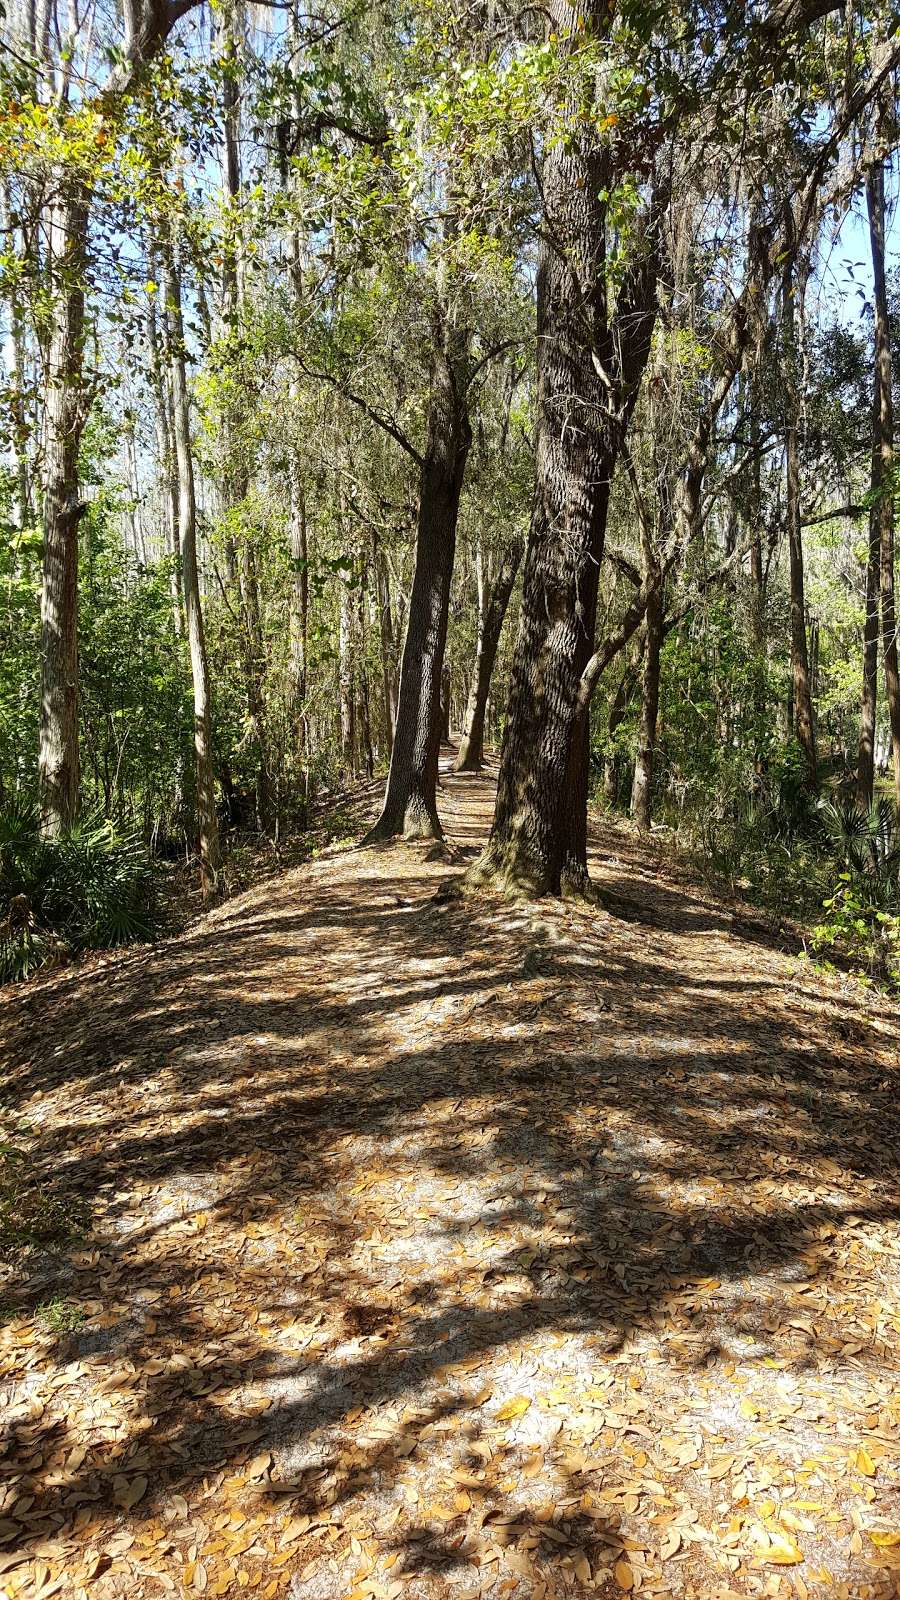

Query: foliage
811;799;900;985
0;801;157;983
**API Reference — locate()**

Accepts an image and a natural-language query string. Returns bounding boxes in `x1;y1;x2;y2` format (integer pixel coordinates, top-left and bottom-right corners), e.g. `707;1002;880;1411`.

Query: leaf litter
0;759;899;1599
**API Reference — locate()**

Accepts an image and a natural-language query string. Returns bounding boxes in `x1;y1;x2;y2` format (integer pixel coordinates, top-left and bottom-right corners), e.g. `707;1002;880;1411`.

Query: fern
0;804;156;983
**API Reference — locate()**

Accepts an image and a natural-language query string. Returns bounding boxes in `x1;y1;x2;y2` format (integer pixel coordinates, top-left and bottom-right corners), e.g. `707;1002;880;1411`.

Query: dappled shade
1;764;900;1598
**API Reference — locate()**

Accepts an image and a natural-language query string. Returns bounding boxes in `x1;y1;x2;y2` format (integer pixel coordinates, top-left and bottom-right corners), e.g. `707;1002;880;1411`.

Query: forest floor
2;754;900;1600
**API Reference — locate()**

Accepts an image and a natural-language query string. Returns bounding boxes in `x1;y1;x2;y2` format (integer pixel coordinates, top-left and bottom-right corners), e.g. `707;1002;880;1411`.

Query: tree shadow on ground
1;768;898;1594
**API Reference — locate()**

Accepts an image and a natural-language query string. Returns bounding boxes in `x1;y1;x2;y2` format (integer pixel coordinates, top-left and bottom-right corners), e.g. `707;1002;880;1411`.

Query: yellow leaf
870;1531;900;1548
614;1557;634;1590
762;1534;804;1566
854;1447;877;1478
495;1396;531;1422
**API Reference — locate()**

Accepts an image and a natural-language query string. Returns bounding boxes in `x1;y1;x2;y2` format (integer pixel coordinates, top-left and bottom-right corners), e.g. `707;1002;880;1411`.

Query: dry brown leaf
112;1474;148;1510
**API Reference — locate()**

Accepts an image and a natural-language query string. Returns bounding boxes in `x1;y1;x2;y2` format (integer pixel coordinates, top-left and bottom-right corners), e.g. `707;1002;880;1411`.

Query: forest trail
2;758;900;1600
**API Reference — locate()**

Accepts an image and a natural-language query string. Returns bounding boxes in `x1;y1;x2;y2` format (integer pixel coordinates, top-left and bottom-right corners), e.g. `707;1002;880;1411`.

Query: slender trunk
782;237;817;787
630;577;663;829
858;510;880;806
164;246;221;894
218;8;270;824
288;459;308;727
366;323;471;840
455;534;523;771
339;576;355;774
441;659;452;744
374;538;396;754
147;277;183;636
357;563;375;778
603;648;640;802
39;183;89;836
1;180;33;533
867;156;900;807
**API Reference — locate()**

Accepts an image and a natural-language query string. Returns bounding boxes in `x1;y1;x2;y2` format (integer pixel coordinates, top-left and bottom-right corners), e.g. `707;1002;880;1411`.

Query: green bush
812;798;900;986
0;800;157;983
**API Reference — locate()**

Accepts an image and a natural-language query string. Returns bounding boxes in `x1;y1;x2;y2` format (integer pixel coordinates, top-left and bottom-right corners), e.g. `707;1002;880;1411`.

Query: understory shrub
0;800;157;982
812;798;900;986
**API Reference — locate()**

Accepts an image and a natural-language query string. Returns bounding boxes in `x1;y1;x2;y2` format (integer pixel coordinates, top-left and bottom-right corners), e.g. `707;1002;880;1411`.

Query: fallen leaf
614;1557;634;1590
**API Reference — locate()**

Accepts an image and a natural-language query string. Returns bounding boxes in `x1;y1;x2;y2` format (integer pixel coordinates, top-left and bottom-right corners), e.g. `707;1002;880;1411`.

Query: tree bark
867;155;900;807
39;183;89;836
782;235;817;787
469;12;663;892
455;533;523;771
164;246;221;895
339;574;356;774
630;576;663;829
374;538;396;755
365;320;471;840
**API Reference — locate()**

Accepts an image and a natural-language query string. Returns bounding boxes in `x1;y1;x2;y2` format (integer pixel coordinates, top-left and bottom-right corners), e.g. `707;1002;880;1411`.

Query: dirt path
2;760;900;1600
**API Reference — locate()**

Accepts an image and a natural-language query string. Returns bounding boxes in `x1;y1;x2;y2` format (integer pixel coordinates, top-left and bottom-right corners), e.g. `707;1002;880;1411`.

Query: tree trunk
164;246;221;895
630;577;663;829
339;575;356;774
782;238;817;787
471;9;660;893
455;533;523;771
365;323;471;840
857;494;880;807
287;457;308;734
867;155;900;807
218;8;271;827
374;538;396;755
39;183;89;836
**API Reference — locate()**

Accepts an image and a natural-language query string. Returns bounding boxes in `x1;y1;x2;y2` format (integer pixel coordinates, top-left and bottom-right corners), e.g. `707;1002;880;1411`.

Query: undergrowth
0;800;157;983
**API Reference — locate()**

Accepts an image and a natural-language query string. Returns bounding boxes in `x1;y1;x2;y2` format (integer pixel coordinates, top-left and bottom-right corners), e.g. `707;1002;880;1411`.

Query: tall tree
867;149;900;808
163;246;221;894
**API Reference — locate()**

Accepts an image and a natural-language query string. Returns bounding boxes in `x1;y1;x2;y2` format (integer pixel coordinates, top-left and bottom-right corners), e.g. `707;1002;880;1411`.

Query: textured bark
165;249;221;895
782;240;817;787
455;534;523;771
867;157;900;807
39;184;88;836
630;577;663;830
366;322;471;841
471;0;661;895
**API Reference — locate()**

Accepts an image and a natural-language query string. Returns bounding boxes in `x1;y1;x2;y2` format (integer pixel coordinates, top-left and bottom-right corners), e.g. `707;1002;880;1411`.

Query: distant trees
1;0;900;908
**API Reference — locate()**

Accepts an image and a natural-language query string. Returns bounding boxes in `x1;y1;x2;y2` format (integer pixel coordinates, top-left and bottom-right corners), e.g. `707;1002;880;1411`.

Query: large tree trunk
867;155;900;807
164;247;221;895
39;184;89;836
630;576;664;830
455;533;523;771
469;0;661;896
782;239;817;787
365;323;471;840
